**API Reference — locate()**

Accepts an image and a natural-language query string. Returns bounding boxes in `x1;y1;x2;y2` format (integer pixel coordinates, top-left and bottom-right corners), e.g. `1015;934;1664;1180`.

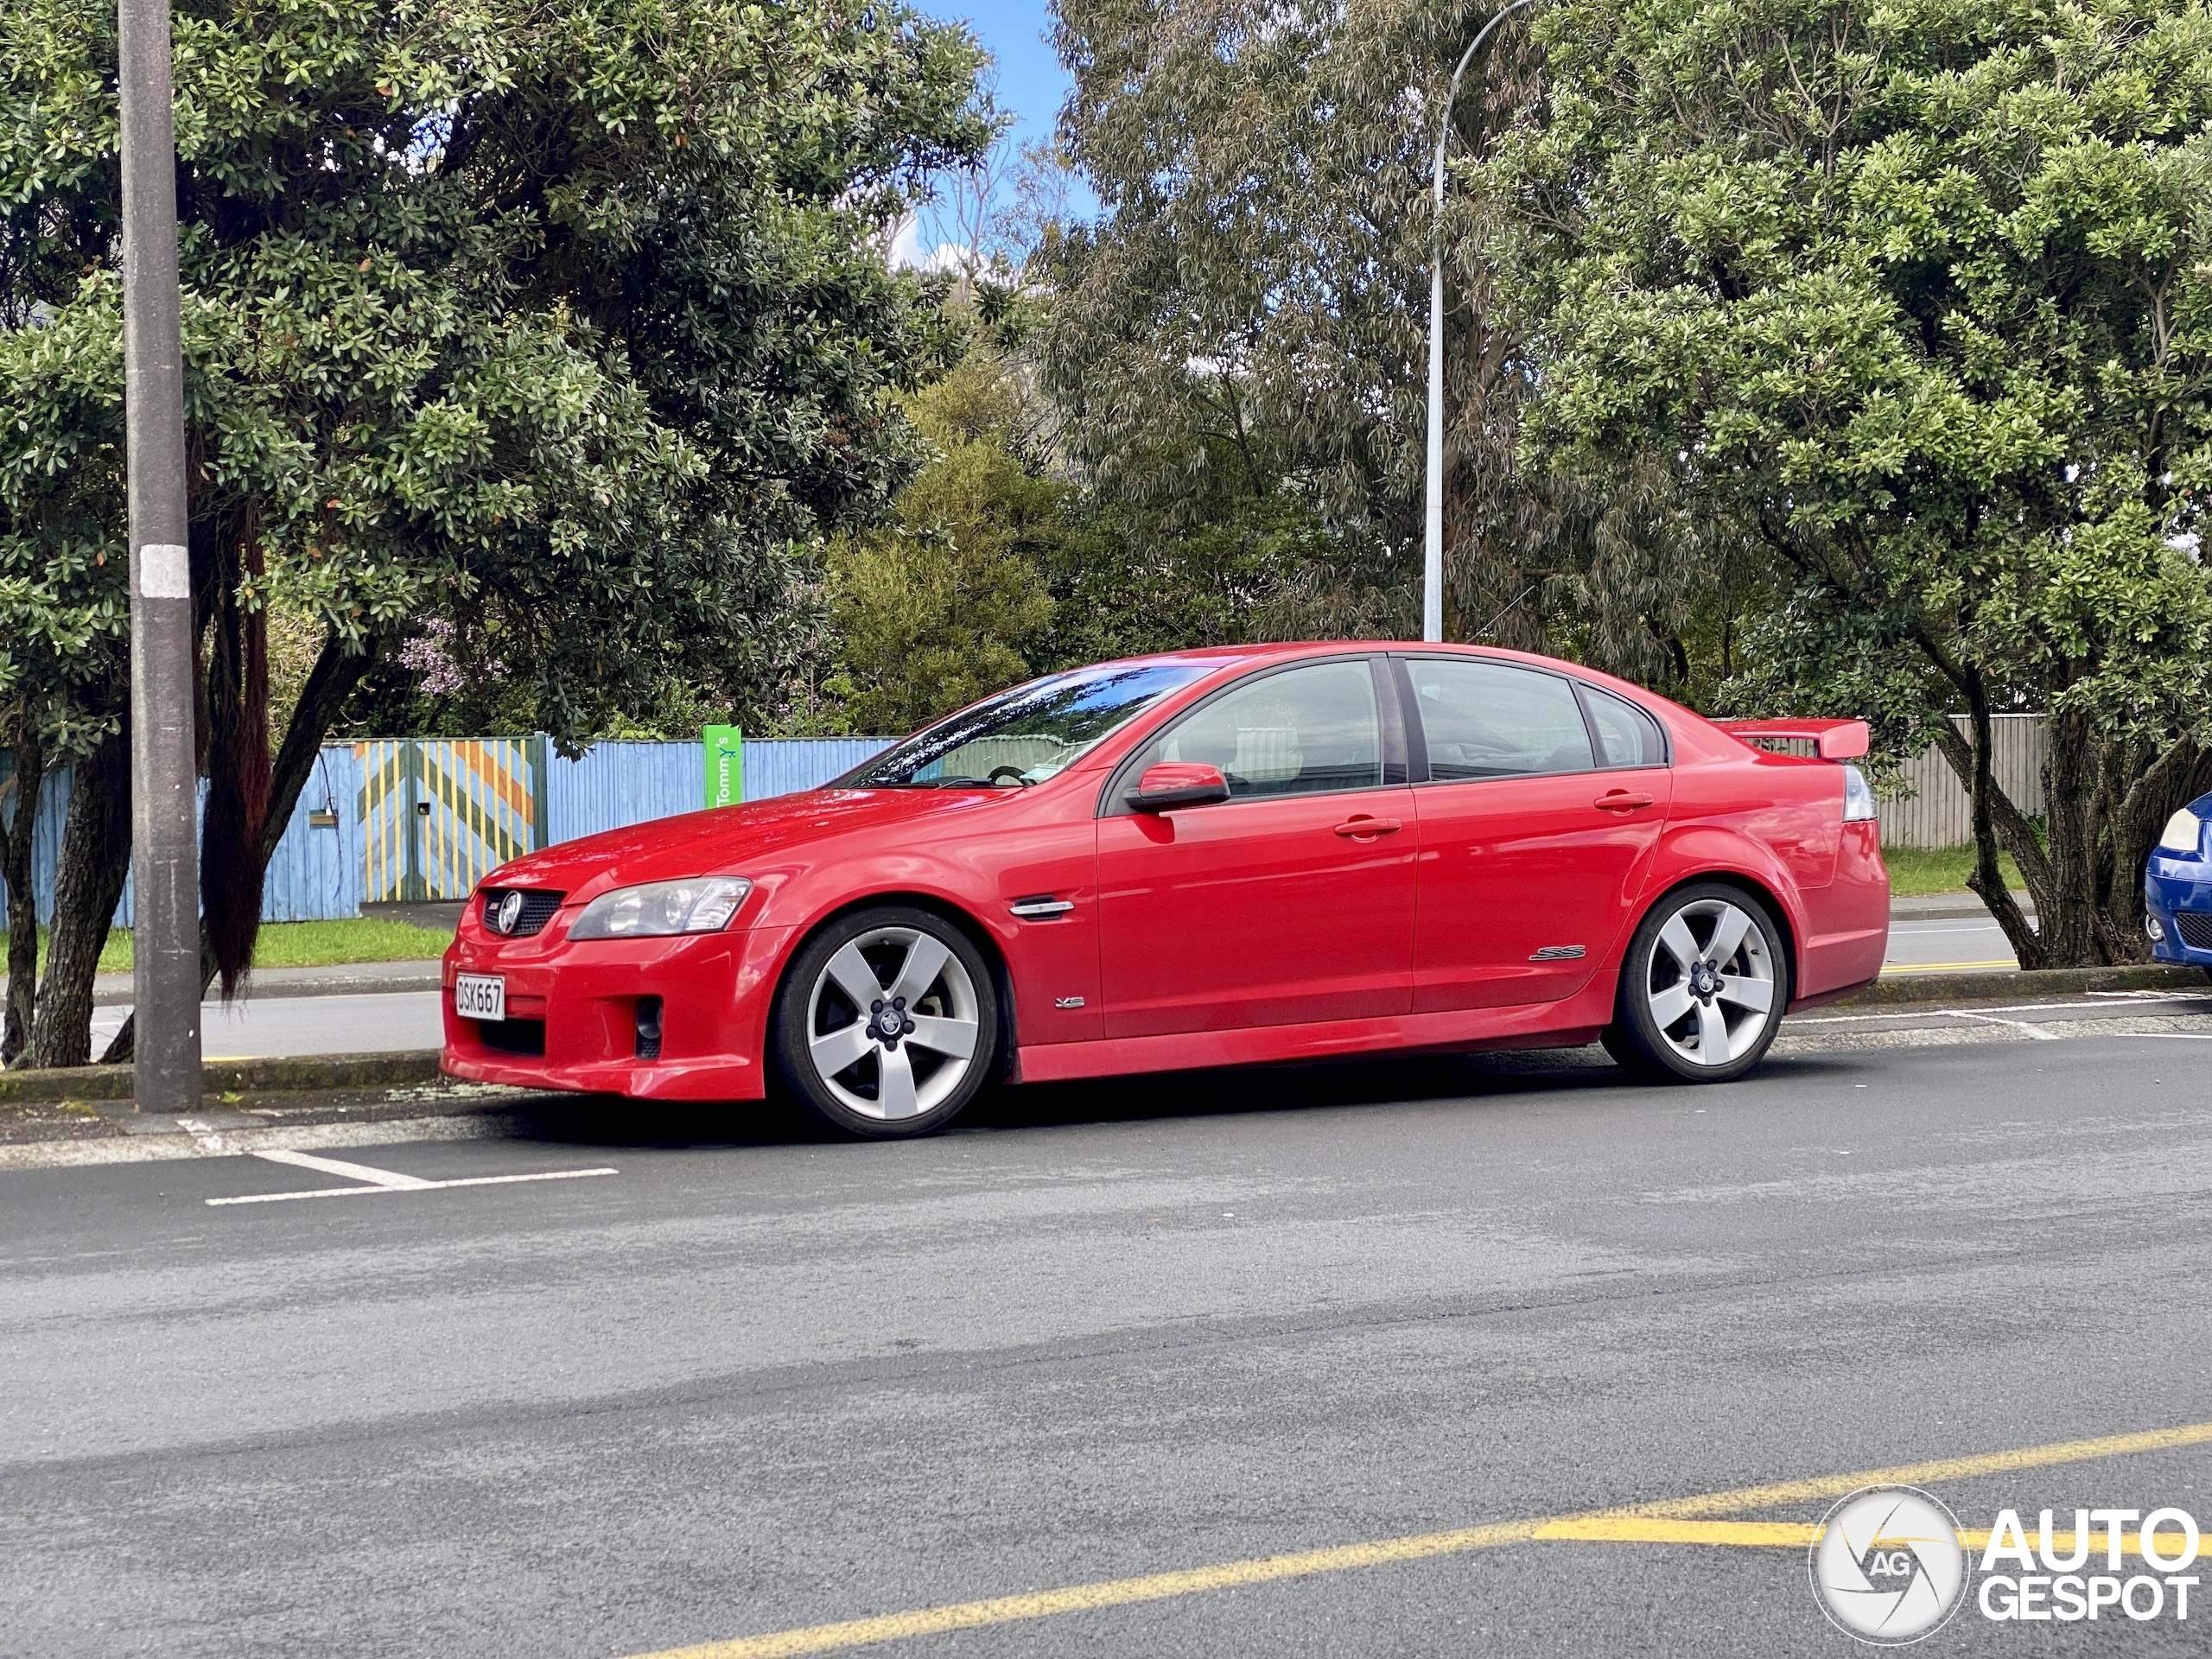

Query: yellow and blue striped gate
357;738;549;902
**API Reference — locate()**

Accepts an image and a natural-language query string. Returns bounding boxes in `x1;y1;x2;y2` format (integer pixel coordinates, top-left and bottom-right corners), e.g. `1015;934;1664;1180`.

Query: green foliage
826;350;1058;734
1;0;993;740
1485;0;2212;963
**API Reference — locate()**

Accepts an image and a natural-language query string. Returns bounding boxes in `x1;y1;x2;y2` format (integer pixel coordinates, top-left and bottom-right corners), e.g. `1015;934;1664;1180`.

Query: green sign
703;723;743;809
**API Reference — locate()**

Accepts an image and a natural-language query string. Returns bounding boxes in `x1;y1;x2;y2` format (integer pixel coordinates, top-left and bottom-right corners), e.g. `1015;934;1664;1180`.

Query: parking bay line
1881;958;2019;976
1538;1516;2182;1554
207;1147;616;1206
627;1419;2212;1659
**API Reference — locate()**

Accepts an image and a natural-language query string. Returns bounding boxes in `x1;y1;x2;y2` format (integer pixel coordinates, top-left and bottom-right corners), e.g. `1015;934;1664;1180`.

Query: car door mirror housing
1128;762;1231;811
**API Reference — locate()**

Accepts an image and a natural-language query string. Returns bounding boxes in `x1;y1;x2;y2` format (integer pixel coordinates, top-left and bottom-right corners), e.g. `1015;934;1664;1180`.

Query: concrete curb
91;962;443;1007
1837;964;2207;1007
0;1051;446;1103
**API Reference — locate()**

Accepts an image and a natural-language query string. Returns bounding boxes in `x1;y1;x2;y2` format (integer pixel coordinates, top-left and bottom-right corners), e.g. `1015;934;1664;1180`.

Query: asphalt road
4;1029;2209;1656
1884;915;2020;974
73;914;2022;1061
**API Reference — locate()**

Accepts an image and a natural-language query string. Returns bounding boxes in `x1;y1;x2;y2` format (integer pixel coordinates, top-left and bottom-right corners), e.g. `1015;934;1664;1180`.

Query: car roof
1096;639;1658;689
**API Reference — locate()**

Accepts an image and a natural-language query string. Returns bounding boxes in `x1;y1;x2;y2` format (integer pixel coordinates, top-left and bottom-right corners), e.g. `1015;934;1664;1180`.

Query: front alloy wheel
1605;884;1787;1083
772;906;999;1137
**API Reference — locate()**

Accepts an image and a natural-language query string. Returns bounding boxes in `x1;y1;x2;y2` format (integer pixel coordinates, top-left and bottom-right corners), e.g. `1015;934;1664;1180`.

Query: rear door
1096;656;1415;1036
1400;657;1671;1010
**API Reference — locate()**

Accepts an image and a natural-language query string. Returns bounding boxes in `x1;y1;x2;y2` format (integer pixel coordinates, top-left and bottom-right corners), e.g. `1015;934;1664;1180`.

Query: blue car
2145;791;2212;972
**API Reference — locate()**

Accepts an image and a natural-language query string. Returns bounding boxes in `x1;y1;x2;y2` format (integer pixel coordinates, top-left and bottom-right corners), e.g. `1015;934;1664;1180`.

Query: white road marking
1795;992;2210;1027
207;1150;616;1206
1945;1010;2061;1041
252;1148;438;1189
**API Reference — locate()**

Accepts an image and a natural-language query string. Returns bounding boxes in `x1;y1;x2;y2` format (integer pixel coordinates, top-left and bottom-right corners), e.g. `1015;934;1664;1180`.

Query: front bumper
2144;853;2212;967
441;924;794;1100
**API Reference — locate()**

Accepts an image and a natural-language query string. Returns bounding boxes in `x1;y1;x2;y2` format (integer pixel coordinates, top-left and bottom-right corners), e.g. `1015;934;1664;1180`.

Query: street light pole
1425;0;1536;643
118;0;203;1113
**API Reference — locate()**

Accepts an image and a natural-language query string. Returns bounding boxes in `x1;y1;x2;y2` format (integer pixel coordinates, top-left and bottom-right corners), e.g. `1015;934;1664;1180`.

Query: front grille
480;887;564;937
635;995;663;1060
477;1017;546;1056
2177;912;2212;950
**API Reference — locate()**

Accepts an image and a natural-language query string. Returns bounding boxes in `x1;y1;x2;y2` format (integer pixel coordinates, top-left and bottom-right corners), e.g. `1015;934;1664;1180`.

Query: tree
0;264;131;1066
0;0;991;1062
1044;0;1567;647
1484;0;2212;966
826;347;1058;734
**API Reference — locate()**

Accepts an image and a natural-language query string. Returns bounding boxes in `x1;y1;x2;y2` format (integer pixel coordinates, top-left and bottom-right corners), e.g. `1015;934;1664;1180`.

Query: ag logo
1809;1485;1969;1644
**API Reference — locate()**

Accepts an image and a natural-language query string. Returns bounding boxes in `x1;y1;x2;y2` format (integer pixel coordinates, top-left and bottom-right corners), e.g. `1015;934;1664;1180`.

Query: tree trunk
98;628;373;1065
25;728;130;1069
1931;680;2049;968
2101;734;2212;964
1;729;45;1066
2037;708;2109;966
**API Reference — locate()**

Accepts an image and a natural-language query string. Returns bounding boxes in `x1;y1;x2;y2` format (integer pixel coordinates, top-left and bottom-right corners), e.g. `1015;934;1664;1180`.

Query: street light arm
1424;0;1538;644
1433;0;1539;217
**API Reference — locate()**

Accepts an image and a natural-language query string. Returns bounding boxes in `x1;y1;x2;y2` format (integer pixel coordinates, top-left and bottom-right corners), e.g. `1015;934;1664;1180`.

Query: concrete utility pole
1425;0;1536;643
118;0;202;1113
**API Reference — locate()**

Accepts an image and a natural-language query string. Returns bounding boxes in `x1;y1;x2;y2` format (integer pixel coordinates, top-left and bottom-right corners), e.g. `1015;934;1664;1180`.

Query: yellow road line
1536;1516;1815;1547
1610;1418;2212;1520
1880;958;2018;976
630;1418;2212;1659
635;1522;1546;1659
1537;1520;2183;1556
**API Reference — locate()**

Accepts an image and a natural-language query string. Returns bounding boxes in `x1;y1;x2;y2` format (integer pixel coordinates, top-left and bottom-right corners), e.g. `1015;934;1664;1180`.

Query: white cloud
887;211;974;274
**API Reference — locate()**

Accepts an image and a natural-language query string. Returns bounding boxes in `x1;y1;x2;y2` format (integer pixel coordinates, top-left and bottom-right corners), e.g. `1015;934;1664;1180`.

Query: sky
893;0;1092;269
938;0;1068;160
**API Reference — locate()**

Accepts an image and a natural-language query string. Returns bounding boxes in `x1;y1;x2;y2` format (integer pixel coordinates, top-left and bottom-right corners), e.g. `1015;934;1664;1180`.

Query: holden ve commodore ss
442;643;1890;1137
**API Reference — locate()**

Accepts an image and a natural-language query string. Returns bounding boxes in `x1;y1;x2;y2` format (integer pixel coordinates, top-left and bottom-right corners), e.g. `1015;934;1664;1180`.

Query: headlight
568;877;752;939
1840;765;1878;823
2158;809;2203;855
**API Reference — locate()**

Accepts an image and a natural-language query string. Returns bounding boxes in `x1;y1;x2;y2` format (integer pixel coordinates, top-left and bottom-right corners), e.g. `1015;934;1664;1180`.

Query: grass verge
1882;844;2026;898
35;918;454;976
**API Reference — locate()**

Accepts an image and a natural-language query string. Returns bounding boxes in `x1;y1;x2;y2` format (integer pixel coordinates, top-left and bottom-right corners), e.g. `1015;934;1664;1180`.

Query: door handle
1594;791;1655;812
1332;816;1402;838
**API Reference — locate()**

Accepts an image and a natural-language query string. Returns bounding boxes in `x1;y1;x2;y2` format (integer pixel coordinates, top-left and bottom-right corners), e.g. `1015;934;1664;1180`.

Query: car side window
1145;660;1382;799
1580;684;1667;767
1405;658;1595;780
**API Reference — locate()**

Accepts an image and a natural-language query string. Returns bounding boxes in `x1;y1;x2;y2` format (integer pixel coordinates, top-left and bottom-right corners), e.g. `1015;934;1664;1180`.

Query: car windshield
841;662;1212;789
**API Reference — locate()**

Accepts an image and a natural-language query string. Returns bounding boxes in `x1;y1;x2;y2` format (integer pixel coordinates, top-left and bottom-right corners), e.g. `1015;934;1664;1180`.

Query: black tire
770;905;1000;1139
1603;882;1789;1084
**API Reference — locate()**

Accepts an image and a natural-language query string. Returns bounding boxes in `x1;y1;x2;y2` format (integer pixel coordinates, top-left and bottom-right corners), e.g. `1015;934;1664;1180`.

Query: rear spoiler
1711;718;1870;761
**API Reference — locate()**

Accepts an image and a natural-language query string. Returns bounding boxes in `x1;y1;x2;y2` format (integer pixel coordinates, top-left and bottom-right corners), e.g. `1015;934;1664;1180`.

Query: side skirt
1014;980;1621;1085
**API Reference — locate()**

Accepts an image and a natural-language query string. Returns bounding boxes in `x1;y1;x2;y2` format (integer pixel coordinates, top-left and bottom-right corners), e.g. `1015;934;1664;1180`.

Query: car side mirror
1128;762;1230;811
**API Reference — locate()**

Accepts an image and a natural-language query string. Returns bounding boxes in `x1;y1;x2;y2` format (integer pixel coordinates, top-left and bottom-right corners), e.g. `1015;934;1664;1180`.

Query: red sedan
442;643;1888;1136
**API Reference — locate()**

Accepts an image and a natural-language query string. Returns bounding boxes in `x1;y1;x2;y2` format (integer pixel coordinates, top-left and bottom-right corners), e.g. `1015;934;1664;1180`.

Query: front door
1400;657;1671;1010
1096;657;1416;1037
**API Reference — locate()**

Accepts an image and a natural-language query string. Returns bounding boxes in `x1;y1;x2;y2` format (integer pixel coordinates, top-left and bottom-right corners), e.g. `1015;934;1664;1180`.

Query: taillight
1841;765;1878;823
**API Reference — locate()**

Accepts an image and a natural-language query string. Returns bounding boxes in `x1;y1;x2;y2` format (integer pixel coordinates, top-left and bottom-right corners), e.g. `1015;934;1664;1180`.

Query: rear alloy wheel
1604;884;1787;1084
772;906;999;1138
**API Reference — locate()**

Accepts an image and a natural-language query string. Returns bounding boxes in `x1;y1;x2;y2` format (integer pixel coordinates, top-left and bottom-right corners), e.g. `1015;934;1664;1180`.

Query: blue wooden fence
1;734;895;926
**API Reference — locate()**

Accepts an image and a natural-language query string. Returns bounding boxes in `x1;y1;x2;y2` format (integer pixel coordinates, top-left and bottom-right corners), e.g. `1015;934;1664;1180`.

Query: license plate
454;973;506;1022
